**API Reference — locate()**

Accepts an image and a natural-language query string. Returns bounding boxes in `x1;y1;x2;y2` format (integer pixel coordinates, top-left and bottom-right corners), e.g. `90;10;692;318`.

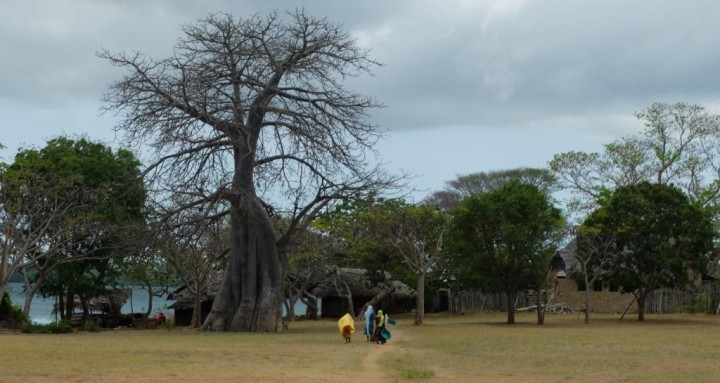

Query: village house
549;247;719;314
548;248;636;314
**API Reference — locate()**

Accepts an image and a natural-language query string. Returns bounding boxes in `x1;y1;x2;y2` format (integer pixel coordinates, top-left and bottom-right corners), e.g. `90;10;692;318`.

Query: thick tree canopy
100;10;396;331
0;137;145;320
446;180;563;324
581;182;715;321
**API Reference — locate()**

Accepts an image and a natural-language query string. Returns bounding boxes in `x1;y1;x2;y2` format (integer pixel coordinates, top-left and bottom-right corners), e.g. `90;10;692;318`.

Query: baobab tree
100;10;396;332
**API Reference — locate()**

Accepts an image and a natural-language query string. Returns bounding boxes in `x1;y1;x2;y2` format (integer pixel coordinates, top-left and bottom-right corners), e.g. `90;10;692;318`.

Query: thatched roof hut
312;267;415;318
53;288;131;316
88;288;131;315
167;268;415;324
167;272;223;326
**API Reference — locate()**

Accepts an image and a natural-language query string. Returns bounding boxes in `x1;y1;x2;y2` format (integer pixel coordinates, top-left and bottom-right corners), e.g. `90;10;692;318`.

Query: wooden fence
645;284;720;314
444;283;720;315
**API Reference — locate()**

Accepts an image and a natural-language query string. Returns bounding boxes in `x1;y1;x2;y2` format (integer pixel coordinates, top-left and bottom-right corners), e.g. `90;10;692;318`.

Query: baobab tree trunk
203;195;284;332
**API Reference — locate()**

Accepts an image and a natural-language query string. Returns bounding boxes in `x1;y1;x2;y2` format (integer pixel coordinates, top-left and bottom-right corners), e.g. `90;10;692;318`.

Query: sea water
5;282;314;324
5;282;175;324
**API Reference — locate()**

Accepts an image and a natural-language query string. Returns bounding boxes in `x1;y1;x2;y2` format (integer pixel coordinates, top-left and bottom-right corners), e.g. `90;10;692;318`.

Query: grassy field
2;312;720;383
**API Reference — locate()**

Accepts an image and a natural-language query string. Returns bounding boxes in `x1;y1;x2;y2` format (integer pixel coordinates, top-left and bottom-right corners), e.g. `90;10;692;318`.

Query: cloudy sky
2;0;720;202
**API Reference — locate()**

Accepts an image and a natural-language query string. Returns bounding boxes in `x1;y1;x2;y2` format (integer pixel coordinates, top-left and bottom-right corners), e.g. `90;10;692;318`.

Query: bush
21;321;39;333
40;319;76;334
82;318;101;332
691;293;710;314
1;292;26;329
163;318;176;331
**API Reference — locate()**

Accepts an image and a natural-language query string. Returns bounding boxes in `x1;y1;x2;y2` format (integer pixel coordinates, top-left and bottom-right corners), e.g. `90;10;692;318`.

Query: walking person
371;309;386;344
363;305;375;342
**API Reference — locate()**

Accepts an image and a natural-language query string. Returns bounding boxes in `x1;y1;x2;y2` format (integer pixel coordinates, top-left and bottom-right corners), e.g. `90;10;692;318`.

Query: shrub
41;319;76;334
1;292;27;329
82;318;101;332
691;293;710;314
163;318;176;331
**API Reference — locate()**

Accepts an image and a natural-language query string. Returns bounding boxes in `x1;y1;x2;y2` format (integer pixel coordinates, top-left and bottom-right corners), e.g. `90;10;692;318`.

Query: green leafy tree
582;182;715;321
337;199;448;325
315;196;411;317
447;180;563;324
1;162;82;316
6;137;145;323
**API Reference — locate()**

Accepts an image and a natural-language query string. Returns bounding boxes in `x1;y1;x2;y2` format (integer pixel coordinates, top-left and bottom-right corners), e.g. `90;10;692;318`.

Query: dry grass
2;312;720;383
393;312;720;382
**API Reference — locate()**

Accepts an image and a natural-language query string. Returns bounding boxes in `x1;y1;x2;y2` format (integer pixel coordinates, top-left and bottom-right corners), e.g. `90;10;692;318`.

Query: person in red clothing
156;312;166;325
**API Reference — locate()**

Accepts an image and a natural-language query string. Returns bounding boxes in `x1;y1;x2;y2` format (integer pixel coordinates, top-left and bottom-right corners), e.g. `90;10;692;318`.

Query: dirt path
358;327;407;381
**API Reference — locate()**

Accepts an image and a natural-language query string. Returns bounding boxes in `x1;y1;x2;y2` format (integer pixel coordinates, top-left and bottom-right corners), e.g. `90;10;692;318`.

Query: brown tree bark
415;272;425;325
301;294;318;320
191;285;202;328
535;285;545;325
506;290;516;325
203;197;284;332
636;289;646;321
143;283;154;319
584;278;592;324
354;284;396;322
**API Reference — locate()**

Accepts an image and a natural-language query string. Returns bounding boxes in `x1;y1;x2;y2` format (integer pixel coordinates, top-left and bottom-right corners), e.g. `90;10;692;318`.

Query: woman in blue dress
363;305;374;341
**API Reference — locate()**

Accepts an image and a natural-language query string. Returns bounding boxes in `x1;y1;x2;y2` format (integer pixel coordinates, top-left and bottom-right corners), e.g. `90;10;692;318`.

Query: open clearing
2;312;720;382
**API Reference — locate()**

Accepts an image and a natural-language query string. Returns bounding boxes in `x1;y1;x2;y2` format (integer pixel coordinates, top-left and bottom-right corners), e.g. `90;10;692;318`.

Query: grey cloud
352;0;720;131
3;0;720;134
